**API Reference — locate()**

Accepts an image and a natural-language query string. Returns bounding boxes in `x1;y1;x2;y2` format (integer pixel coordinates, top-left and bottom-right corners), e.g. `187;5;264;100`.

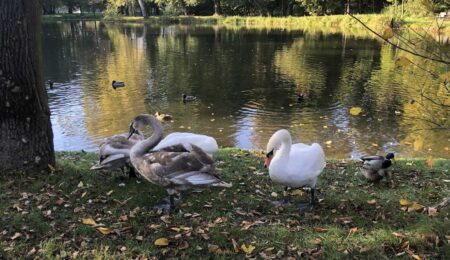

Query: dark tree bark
137;0;148;18
0;0;55;172
213;0;221;16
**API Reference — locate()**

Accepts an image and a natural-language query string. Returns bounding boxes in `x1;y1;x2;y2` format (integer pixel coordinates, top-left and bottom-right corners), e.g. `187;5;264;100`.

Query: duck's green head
386;153;395;160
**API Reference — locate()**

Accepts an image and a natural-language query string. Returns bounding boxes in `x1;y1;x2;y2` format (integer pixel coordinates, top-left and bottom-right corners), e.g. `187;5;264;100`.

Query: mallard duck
112;80;125;89
182;94;196;102
47;80;54;89
296;93;304;102
128;114;231;210
90;131;144;178
152;132;218;157
154;112;173;122
360;153;395;182
265;129;326;211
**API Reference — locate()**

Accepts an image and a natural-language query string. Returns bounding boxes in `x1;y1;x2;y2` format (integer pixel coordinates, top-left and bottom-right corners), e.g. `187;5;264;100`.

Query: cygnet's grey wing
154;144;190;153
91;154;128;170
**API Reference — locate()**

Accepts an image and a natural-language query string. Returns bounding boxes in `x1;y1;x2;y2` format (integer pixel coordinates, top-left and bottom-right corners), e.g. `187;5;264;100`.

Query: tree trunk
213;0;221;16
137;0;148;18
0;0;55;172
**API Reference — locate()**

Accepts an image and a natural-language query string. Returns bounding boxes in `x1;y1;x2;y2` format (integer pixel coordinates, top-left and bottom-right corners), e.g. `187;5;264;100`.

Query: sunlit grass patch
0;149;449;258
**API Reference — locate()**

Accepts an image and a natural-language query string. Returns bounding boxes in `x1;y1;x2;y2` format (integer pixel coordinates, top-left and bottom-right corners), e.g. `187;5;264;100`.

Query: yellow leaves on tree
382;27;394;40
395;56;411;67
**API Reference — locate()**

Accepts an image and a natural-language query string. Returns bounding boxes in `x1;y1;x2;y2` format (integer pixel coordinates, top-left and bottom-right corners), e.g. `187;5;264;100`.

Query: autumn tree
0;0;55;172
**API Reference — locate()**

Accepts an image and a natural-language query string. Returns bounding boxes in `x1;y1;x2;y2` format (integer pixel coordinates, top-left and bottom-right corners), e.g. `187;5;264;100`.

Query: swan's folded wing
92;154;128;170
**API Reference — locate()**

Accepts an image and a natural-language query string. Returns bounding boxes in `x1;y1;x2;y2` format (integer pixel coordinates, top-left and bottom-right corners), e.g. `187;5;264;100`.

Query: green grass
1;149;449;258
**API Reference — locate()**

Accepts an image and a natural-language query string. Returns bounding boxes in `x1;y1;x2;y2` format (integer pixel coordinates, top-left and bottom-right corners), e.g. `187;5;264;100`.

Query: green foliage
384;0;434;17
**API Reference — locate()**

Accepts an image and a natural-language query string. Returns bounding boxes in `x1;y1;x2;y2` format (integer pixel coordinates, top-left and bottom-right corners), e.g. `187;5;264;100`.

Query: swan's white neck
270;130;292;164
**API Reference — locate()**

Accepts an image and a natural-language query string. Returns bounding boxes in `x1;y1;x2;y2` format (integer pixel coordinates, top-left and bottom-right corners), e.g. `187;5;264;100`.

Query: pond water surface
42;21;449;159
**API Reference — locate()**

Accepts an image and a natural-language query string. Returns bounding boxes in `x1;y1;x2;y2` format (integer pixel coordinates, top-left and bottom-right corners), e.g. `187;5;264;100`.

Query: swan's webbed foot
297;202;315;212
298;188;316;212
154;191;181;213
271;187;292;206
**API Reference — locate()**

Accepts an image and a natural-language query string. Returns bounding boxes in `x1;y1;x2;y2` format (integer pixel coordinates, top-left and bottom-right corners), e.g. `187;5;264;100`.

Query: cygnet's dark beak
127;123;136;139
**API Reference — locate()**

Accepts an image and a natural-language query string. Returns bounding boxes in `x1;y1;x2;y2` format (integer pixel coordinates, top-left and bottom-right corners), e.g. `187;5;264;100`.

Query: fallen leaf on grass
241;244;255;254
347;227;358;237
291;189;303;196
77;181;84;188
179;240;189;250
48;164;56;173
208;244;220;253
313;227;328;233
82;218;97;226
427;207;438;217
337;217;353;225
405;249;422;260
409;202;425;212
10;232;21;240
96;227;113;235
392;232;405;238
106;190;114;196
231;238;239;253
136;235;144;241
154;238;169;246
367;199;377;205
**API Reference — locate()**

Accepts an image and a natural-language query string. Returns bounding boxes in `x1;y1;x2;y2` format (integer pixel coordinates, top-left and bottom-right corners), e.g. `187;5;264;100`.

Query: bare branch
346;12;450;65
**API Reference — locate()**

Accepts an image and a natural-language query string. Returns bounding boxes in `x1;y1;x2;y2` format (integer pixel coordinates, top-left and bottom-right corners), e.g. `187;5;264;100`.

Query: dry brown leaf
106;190;114;196
136;235;144;241
348;227;358;237
231;238;239;253
312;238;322;245
208;244;220;253
291;189;303;196
73;207;83;213
10;232;21;240
48;164;56;173
241;244;256;254
392;232;405;238
82;218;97;226
97;227;113;235
410;202;425;211
338;217;353;225
313;227;328;233
399;199;410;207
119;215;128;222
427;207;438;217
179;240;189;250
154;238;169;246
367;199;377;205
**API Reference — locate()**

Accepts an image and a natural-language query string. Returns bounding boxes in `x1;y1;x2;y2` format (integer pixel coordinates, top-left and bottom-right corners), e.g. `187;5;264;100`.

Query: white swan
152;132;219;157
265;129;326;210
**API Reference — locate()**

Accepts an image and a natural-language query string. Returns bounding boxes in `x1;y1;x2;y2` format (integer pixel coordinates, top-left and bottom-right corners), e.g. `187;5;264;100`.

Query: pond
42;21;449;159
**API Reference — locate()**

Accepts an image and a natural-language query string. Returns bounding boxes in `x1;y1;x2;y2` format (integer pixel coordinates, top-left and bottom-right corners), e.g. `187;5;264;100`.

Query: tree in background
0;0;55;172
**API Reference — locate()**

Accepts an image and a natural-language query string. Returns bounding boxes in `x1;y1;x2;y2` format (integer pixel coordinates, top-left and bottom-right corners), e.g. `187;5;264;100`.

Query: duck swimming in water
128;114;231;211
112;80;125;89
182;94;196;102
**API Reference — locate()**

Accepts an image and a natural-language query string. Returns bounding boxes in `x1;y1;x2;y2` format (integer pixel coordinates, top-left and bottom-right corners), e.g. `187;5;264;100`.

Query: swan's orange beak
264;156;272;168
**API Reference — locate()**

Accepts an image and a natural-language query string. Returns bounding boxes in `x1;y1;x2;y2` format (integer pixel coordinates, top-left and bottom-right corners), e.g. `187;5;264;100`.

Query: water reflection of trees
43;22;449;157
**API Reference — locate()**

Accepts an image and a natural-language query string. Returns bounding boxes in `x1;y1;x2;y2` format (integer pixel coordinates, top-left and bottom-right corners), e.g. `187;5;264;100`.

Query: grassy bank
42;14;450;35
1;149;449;258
